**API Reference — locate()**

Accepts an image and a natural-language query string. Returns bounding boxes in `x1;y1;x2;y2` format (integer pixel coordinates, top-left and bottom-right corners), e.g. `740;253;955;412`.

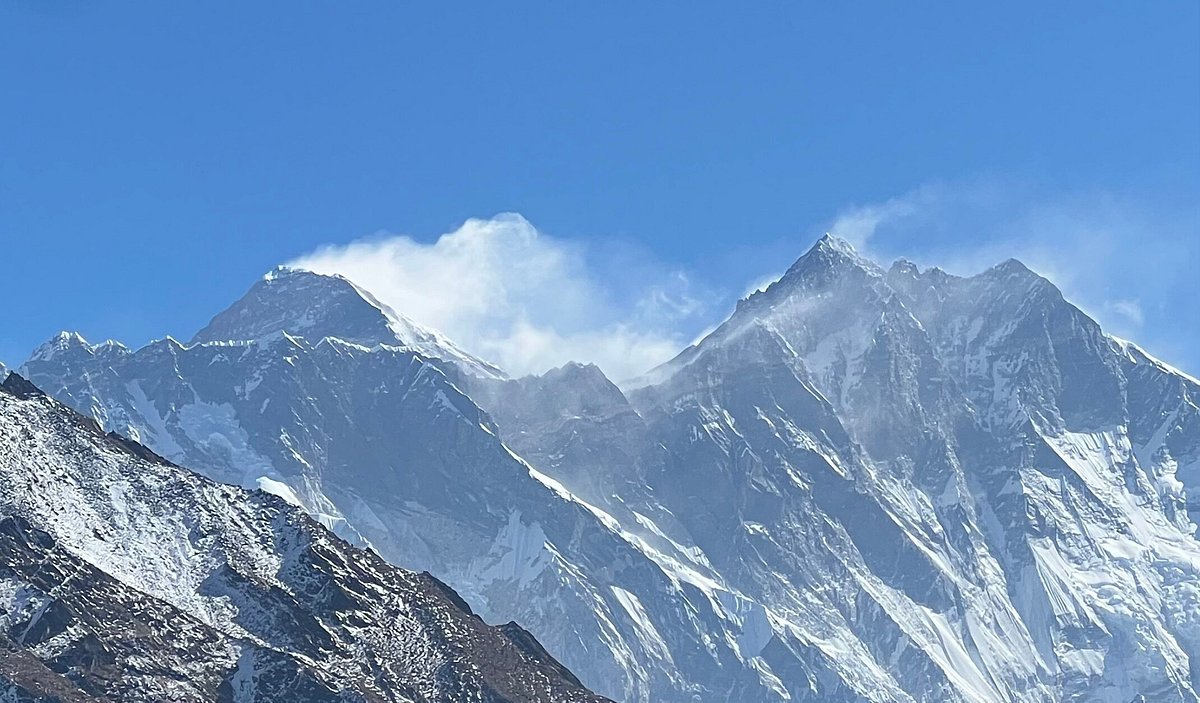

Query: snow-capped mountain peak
28;330;91;363
192;266;505;379
804;231;860;259
775;232;882;288
26;332;129;372
19;240;1200;702
636;233;893;393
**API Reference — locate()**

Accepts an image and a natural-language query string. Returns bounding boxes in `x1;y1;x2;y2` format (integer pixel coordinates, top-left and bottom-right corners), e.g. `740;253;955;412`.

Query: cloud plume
288;184;1199;382
288;214;710;381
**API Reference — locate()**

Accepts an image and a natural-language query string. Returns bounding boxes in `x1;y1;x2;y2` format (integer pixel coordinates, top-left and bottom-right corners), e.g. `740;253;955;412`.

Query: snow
195;267;507;380
124;380;185;459
472;510;552;589
0;577;49;633
19;234;1200;702
1113;335;1200;387
610;586;672;663
253;475;304;507
0;387;604;703
177;400;275;482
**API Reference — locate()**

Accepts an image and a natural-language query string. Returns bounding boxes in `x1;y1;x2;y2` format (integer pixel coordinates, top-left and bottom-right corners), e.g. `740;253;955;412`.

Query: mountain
191;267;507;380
464;361;648;507
622;236;1200;700
0;373;607;702
20;272;783;702
22;241;1200;702
473;235;1200;701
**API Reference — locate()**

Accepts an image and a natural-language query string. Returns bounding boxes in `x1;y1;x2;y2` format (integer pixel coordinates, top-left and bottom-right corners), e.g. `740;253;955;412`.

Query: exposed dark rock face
0;377;608;703
19;238;1200;702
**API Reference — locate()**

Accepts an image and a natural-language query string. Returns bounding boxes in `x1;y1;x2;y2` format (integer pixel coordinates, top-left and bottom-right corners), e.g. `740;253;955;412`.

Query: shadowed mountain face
191;267;507;380
0;375;608;703
19;271;775;702
21;240;1200;702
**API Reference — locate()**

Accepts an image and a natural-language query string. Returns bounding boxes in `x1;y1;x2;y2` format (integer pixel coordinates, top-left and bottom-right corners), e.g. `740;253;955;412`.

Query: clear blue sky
3;3;1198;373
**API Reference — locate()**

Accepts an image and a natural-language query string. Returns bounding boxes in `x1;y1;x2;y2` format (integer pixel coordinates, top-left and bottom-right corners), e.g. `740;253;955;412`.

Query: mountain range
7;235;1200;702
0;372;606;702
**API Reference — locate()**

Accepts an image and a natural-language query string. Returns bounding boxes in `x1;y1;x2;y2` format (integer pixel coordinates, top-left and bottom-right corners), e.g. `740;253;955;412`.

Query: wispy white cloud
822;179;1200;369
827;188;929;251
1105;299;1145;328
289;213;713;381
288;184;1198;381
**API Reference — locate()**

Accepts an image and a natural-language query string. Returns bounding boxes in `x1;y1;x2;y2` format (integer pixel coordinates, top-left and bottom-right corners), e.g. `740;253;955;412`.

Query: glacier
19;238;1200;701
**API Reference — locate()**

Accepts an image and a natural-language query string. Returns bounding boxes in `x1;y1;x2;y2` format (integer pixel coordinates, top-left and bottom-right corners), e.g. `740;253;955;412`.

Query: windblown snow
18;241;1200;702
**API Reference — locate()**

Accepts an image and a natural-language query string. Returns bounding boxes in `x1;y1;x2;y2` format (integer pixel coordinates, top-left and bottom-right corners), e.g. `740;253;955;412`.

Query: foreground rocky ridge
19;239;1200;701
22;272;781;702
0;374;607;702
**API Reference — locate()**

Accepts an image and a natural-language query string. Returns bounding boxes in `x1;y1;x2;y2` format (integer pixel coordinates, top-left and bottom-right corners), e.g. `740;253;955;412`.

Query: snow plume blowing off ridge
288;213;710;381
820;179;1200;370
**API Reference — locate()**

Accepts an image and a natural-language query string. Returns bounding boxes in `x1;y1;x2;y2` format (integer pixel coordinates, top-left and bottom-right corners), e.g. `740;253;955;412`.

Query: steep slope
886;257;1200;528
24;243;1200;702
480;236;1200;702
465;362;651;507
662;238;1200;700
21;277;793;702
191;267;506;380
0;373;608;702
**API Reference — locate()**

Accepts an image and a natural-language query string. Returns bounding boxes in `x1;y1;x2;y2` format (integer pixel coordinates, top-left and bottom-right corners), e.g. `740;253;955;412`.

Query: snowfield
17;239;1200;702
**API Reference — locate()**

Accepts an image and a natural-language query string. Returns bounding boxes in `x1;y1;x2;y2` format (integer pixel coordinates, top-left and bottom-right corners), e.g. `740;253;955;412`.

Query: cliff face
0;374;608;703
20;238;1200;701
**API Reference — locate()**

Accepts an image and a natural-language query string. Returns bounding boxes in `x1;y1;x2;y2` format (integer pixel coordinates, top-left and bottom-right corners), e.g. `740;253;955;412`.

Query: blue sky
2;3;1197;377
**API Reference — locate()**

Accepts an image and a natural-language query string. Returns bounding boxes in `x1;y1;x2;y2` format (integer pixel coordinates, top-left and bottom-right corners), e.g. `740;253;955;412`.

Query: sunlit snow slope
0;373;607;703
23;240;1200;702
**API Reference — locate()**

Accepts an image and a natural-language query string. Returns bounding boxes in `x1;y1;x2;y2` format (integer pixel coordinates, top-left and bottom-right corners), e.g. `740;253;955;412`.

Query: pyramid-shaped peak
191;268;395;347
540;360;614;387
260;266;383;300
888;257;921;277
27;331;93;364
974;258;1058;291
192;267;507;379
776;233;884;289
793;232;876;268
970;258;1066;308
0;372;45;400
259;266;394;305
988;258;1037;276
814;232;859;254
